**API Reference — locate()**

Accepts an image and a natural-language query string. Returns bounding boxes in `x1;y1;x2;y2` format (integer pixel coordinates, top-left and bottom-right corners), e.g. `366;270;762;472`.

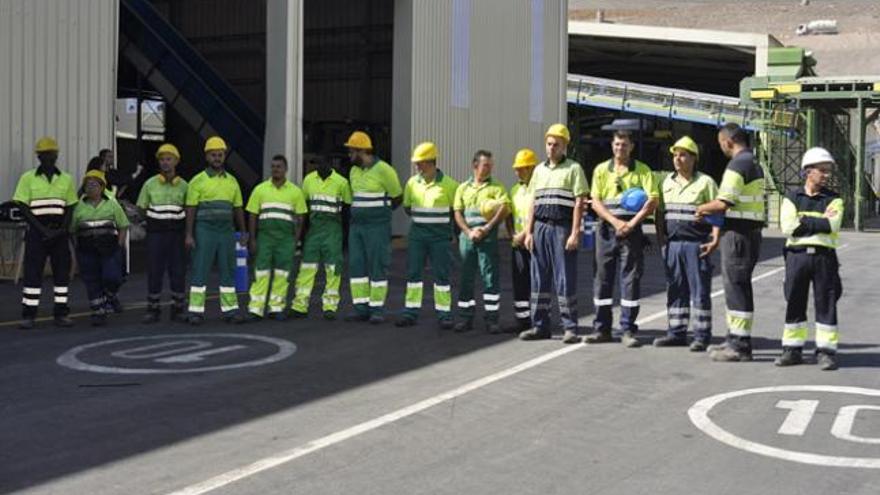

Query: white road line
166;260;796;495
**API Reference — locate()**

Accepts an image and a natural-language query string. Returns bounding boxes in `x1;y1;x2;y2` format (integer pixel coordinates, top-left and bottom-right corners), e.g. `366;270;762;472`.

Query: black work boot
653;335;688;347
817;350;838;371
54;315;74;328
519;328;551;341
710;339;753;362
19;318;35;330
168;303;189;323
774;347;804;367
142;308;161;324
584;331;613;344
453;320;473;333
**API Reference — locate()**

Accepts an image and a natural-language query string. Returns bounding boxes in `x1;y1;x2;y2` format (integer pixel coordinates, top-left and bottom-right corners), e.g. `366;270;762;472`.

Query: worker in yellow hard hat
452;150;510;334
395;142;459;329
654;136;720;351
344;130;403;324
505;148;539;333
184;136;249;324
135;143;189;323
70;169;130;326
520;124;590;344
13;137;79;329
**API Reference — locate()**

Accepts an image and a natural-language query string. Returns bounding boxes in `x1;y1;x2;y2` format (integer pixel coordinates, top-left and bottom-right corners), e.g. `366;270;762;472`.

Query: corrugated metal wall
0;0;117;202
392;0;567;196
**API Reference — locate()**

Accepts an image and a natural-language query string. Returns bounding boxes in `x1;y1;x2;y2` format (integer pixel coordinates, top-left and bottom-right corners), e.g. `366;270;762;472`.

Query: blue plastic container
234;232;249;293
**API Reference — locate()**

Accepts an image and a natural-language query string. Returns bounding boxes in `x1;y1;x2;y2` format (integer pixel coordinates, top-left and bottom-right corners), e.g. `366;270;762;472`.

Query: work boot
621;331;642;348
18;319;35;330
817;351;839;371
223;311;246;324
170;305;188;323
273;312;288;322
395;316;417;328
90;313;107;327
106;294;123;314
689;340;709;352
439;318;454;331
323;311;337;321
653;335;688;347
583;331;613;344
519;328;552;341
562;330;581;344
368;314;385;325
486;322;502;334
241;313;263;324
709;342;753;362
774;347;804;367
142;310;161;324
344;313;370;323
188;314;204;326
290;310;308;319
453;320;473;333
54;315;74;328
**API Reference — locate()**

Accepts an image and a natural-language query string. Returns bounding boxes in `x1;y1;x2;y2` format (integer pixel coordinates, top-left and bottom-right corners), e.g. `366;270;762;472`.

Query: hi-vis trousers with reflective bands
292;220;343;314
189;221;239;316
457;231;500;322
664;240;712;343
248;230;295;317
782;247;842;354
21;229;71;318
720;228;761;348
593;221;644;334
403;233;452;322
349;221;391;316
530;221;578;332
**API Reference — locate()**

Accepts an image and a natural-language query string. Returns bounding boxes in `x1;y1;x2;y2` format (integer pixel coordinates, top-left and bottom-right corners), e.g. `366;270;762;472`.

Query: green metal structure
742;47;880;230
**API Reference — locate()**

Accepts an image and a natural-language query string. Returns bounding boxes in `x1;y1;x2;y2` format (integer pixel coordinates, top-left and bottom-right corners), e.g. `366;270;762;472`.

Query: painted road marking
831;406;880;445
688;385;880;468
57;334;296;374
165;262;791;495
776;399;820;436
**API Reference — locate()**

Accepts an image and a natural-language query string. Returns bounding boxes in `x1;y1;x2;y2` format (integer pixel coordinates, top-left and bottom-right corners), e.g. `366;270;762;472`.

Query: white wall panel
392;0;567;233
0;0;117;201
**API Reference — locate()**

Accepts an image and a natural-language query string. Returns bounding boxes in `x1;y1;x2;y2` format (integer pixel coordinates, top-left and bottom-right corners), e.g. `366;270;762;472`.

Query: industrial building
0;0;567;238
0;0;877;230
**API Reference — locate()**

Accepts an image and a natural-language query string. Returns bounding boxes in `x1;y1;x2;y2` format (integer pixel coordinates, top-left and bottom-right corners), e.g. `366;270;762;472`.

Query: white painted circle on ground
688;385;880;469
57;333;296;374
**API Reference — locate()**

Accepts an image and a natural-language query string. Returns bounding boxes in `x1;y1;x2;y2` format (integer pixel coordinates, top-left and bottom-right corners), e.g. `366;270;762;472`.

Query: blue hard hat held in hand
620;187;648;212
703;212;725;227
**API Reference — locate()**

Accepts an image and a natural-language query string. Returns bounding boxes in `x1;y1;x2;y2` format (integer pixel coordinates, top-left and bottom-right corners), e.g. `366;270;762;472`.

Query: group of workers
12;122;843;370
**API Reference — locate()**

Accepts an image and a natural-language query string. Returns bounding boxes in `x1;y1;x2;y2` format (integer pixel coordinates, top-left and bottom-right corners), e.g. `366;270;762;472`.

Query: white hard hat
801;147;835;169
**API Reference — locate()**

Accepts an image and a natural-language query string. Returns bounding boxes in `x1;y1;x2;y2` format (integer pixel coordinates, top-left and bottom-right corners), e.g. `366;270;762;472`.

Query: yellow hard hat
669;136;699;157
34;136;59;153
513;148;539;169
156;143;181;160
204;136;228;153
480;198;506;222
82;169;106;187
344;131;373;150
411;142;438;162
545;123;571;143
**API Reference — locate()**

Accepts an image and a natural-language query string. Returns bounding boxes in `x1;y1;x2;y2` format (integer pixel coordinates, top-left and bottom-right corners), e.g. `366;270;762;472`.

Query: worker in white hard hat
776;146;844;371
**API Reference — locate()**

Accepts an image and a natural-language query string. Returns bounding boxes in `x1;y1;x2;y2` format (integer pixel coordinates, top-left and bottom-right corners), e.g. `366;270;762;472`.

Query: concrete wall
392;0;568;233
0;0;117;201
